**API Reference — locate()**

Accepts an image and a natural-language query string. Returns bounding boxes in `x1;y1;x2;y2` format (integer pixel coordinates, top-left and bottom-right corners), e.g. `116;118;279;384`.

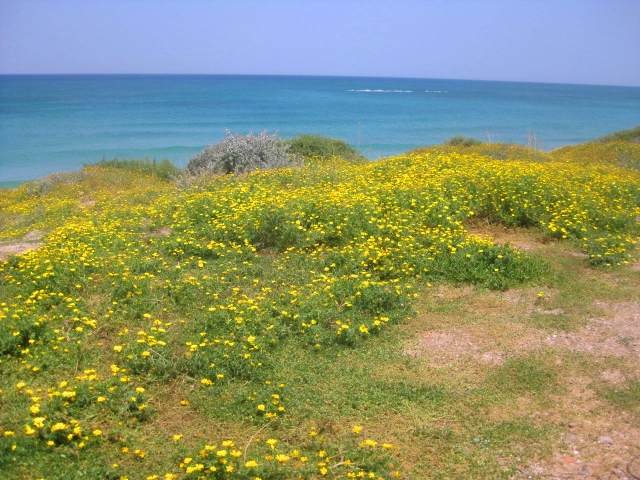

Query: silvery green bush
186;130;296;176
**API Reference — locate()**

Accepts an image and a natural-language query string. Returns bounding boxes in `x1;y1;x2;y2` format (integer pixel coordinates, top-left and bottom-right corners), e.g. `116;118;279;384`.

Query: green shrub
594;125;640;143
444;136;484;147
287;133;365;161
85;157;181;181
186;130;295;176
23;171;89;196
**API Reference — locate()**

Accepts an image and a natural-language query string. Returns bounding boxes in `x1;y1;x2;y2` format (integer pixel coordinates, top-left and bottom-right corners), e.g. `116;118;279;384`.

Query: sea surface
1;75;639;185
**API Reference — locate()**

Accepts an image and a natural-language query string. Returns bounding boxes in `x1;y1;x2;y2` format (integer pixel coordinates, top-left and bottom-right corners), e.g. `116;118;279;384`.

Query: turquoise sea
1;75;639;185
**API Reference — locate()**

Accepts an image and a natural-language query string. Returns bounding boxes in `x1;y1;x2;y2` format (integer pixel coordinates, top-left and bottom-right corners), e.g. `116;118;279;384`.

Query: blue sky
1;0;639;86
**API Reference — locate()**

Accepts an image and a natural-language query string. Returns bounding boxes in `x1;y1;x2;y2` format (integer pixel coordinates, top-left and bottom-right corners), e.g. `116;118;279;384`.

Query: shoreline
0;180;26;189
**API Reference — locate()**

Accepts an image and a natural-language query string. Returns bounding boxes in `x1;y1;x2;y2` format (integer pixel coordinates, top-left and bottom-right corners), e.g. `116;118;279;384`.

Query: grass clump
594;125;640;143
444;135;484;147
602;380;640;417
287;133;366;161
84;157;181;181
550;125;640;169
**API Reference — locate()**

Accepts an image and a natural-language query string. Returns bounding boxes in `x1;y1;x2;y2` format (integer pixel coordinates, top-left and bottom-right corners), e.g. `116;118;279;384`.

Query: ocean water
1;74;639;184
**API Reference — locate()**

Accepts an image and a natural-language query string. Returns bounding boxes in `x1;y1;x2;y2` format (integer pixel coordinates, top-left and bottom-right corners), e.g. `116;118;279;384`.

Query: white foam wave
425;90;448;93
348;89;413;93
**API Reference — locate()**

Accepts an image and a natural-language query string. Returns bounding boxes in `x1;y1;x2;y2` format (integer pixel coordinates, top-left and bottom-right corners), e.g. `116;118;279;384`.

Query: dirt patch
516;302;640;478
521;388;640;479
23;229;44;241
406;295;640;479
543;302;640;358
539;308;566;315
405;330;480;361
601;369;626;385
0;242;41;261
403;329;512;366
0;230;47;261
147;226;172;237
466;221;541;252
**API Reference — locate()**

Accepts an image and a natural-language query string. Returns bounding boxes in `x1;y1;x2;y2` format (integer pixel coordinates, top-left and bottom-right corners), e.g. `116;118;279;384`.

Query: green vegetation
602;380;640;415
594;125;640;143
287;134;366;161
85;157;182;181
443;135;484;147
1;130;639;478
186;130;295;176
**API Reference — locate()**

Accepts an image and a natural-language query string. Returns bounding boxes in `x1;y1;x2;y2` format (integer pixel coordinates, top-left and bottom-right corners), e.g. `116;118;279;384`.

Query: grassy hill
1;134;639;479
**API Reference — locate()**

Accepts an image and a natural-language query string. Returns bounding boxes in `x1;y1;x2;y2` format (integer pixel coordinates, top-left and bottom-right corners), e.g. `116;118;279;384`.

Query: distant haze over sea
1;75;639;183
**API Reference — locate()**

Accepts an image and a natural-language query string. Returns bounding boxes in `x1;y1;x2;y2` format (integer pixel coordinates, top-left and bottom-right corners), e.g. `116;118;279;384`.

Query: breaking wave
348;89;413;93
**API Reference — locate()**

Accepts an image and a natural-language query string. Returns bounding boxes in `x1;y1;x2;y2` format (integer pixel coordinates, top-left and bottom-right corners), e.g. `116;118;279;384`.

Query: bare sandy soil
404;226;640;479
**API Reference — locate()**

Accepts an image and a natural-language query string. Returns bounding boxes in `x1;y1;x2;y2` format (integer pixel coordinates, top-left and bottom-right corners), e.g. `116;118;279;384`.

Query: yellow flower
172;434;183;441
92;429;102;436
3;431;15;437
185;464;204;474
352;425;363;434
359;439;378;447
51;423;67;432
275;454;290;462
245;460;258;468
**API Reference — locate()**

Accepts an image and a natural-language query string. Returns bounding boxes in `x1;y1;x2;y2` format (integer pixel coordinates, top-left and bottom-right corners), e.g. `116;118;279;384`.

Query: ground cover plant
286;134;366;162
185;130;296;176
85;158;182;182
1;135;639;479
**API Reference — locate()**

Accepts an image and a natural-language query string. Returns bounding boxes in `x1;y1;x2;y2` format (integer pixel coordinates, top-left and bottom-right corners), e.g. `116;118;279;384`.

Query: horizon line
0;73;638;89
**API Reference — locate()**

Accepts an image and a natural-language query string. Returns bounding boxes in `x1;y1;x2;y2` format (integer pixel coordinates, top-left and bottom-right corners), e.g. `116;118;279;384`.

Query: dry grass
393;226;640;478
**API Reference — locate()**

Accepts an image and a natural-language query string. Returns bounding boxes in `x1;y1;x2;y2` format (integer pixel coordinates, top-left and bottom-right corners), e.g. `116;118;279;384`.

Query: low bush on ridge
85;157;182;181
287;133;366;161
186;131;365;177
594;125;640;144
186;130;296;176
444;135;484;147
